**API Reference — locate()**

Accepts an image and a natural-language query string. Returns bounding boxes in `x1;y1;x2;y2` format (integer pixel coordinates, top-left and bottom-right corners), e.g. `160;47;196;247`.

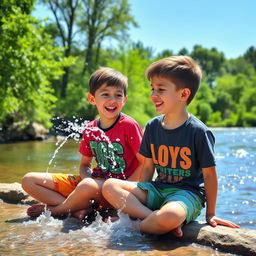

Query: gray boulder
0;122;49;143
0;182;255;255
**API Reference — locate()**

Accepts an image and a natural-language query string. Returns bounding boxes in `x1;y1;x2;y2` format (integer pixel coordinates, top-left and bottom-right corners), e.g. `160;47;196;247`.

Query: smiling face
150;76;189;115
88;83;127;128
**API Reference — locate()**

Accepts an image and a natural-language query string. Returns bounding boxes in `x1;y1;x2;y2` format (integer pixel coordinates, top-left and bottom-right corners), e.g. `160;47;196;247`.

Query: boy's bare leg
46;178;104;217
22;172;93;219
22;172;65;205
139;201;186;235
102;179;152;219
71;207;94;220
22;172;67;217
103;179;185;236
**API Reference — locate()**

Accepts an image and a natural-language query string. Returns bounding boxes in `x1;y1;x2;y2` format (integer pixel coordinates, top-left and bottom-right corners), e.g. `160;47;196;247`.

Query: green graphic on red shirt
90;141;126;174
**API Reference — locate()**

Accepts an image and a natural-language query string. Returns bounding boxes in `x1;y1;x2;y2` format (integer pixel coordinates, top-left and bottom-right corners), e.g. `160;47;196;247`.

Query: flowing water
0;127;255;255
0;202;230;256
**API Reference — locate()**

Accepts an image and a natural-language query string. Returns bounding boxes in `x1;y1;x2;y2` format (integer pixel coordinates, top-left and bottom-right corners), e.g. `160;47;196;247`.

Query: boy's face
88;83;127;123
150;76;188;115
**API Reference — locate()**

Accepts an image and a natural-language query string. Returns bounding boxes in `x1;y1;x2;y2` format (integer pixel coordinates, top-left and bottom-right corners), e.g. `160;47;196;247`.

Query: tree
223;57;255;77
156;49;174;59
39;0;80;98
106;45;152;126
178;47;189;56
40;0;136;99
78;0;137;75
0;0;72;127
132;41;154;59
244;46;256;69
191;45;225;86
0;0;34;18
188;82;215;124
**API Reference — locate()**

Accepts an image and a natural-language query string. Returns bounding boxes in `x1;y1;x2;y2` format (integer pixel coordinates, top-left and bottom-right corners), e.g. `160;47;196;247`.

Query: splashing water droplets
46;117;120;176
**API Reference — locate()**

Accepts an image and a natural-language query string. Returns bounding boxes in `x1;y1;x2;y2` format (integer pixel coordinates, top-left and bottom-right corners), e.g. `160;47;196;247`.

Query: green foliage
223;57;255;77
244;108;256;126
1;1;256;133
106;46;153;127
197;103;213;124
0;3;73;128
190;45;225;86
244;46;256;69
55;82;90;118
240;87;256;112
0;0;35;18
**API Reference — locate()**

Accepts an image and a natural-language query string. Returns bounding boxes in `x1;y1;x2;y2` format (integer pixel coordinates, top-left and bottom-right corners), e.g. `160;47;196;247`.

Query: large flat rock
0;182;255;255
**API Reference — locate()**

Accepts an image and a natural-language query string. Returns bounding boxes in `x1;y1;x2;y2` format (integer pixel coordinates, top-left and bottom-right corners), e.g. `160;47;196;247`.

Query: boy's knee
21;172;35;189
77;177;98;192
156;206;186;228
102;178;117;196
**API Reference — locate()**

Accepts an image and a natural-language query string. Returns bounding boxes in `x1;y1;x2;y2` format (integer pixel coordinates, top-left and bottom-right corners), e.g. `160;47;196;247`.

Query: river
0;128;255;255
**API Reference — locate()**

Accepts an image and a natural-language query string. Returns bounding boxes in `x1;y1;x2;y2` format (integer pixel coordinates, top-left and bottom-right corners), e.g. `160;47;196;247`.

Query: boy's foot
27;204;46;218
171;225;183;237
103;216;120;223
72;208;93;221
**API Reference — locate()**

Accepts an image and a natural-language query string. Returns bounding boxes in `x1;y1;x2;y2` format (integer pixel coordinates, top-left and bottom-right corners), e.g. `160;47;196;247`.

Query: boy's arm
139;157;155;182
203;166;240;228
79;155;93;179
127;152;145;181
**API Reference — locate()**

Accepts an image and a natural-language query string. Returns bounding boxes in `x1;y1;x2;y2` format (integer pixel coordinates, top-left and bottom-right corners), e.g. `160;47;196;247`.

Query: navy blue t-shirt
139;114;216;202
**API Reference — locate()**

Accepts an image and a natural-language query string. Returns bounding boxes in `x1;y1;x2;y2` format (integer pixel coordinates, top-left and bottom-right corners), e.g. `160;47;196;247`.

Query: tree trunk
60;66;70;98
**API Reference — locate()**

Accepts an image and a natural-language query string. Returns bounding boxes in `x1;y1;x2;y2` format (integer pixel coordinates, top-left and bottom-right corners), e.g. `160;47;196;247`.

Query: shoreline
1;126;256;144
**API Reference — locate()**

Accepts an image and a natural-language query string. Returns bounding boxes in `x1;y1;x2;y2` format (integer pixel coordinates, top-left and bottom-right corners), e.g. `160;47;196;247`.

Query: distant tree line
1;0;256;134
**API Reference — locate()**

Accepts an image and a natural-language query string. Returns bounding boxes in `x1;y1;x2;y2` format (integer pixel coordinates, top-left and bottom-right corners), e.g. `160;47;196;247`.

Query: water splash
47;117;121;178
233;149;249;158
46;117;90;172
24;209;142;245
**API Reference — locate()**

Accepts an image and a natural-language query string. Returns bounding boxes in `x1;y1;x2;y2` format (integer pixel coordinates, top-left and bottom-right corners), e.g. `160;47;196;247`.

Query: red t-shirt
79;113;143;179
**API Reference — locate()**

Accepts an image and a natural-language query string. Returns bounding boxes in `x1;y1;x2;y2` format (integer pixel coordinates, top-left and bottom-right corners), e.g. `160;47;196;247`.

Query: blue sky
128;0;256;58
34;0;256;59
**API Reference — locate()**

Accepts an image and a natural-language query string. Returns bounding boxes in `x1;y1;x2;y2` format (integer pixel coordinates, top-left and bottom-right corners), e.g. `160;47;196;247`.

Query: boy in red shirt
22;67;144;220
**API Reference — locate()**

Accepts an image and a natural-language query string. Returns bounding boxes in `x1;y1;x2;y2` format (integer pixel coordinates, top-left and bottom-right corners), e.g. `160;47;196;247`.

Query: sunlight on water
209;128;256;229
0;126;255;255
0;202;230;256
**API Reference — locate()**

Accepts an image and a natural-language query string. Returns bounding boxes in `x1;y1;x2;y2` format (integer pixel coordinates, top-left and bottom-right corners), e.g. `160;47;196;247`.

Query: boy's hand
206;215;240;228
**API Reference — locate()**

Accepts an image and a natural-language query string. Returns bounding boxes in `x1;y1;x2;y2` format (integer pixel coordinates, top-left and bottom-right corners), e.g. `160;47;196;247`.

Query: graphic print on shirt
90;141;126;174
150;143;192;183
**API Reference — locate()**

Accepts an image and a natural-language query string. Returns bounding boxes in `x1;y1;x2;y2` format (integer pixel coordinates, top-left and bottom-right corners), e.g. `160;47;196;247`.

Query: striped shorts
137;182;203;224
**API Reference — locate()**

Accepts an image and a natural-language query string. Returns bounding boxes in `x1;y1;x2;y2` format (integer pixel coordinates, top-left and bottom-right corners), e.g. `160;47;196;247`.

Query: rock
181;221;256;256
0;182;38;204
0;182;255;255
25;122;49;140
0;121;49;143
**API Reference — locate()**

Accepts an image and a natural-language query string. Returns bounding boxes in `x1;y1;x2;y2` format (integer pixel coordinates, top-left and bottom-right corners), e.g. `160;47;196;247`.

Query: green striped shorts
137;182;203;224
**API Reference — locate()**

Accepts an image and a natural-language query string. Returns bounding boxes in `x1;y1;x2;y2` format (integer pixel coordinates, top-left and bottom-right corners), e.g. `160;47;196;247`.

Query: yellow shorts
52;173;82;197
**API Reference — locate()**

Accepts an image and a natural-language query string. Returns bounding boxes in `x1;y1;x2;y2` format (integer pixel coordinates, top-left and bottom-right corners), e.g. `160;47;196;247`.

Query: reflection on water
0;202;230;256
0;138;81;183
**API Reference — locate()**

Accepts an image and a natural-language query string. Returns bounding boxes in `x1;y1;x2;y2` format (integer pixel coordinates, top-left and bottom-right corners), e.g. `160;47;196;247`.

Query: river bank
0;182;255;256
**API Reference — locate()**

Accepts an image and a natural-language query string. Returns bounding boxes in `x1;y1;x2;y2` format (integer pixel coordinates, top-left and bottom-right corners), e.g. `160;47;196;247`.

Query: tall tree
79;0;137;75
40;0;80;98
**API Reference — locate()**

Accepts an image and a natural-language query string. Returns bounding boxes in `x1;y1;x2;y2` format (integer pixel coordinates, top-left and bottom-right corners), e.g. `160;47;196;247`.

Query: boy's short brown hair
146;56;202;105
89;67;128;96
